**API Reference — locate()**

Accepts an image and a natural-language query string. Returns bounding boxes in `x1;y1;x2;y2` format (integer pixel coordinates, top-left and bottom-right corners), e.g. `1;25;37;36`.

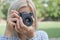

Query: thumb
19;17;27;27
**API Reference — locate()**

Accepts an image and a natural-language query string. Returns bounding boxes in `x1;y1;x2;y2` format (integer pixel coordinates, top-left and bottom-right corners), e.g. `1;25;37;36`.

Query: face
19;6;33;26
18;6;36;29
19;6;32;13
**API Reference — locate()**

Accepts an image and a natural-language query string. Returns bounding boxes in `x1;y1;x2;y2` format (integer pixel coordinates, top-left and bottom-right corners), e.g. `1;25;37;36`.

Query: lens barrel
18;12;33;26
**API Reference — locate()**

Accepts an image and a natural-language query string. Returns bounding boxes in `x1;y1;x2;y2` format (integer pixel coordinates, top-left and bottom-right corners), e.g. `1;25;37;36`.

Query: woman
0;0;48;40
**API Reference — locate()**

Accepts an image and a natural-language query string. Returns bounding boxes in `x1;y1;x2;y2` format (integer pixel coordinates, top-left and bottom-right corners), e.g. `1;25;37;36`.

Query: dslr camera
18;12;34;26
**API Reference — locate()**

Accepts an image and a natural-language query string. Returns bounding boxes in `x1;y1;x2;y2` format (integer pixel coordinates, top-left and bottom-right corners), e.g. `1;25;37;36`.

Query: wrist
4;26;13;38
26;30;35;39
4;30;12;38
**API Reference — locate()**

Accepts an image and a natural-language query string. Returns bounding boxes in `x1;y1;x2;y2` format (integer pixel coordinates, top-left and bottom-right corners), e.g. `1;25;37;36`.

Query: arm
0;36;8;40
0;36;20;40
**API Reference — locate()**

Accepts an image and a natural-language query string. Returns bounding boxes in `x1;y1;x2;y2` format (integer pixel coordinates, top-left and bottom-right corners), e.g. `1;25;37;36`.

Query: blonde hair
6;0;37;38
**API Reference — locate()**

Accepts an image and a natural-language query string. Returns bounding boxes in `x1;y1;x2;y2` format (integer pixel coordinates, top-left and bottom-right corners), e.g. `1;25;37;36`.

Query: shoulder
0;36;8;40
0;36;20;40
31;30;49;40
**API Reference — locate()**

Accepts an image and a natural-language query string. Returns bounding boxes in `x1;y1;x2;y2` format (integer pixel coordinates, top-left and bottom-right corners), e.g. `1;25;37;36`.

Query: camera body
18;12;34;26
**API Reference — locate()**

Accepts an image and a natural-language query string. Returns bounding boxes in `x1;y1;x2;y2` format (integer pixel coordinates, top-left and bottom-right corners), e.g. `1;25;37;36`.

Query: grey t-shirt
0;31;48;40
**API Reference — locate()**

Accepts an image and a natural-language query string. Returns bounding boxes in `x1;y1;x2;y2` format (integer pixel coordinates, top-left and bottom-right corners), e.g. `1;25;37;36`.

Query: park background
0;0;60;40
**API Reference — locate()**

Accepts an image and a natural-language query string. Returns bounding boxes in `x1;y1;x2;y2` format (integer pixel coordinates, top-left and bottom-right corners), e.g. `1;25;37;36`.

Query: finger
31;16;35;24
15;26;20;33
31;16;36;30
15;21;20;33
19;17;26;27
15;25;22;33
31;16;35;22
10;10;18;14
15;18;23;33
10;18;22;29
10;13;19;18
8;20;16;26
19;17;28;31
10;10;19;18
16;18;20;29
9;18;18;23
7;18;19;26
30;16;36;29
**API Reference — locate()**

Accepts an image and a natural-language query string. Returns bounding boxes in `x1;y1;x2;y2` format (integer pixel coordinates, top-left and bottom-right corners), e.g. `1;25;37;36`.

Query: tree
33;0;60;21
0;0;14;19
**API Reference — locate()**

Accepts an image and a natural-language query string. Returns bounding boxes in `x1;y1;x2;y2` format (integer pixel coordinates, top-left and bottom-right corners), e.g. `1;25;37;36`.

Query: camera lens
18;12;33;26
26;18;31;24
23;17;33;26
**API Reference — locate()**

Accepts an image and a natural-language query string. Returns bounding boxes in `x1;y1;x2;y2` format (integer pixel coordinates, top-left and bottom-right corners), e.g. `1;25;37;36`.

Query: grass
38;21;60;38
0;21;6;35
0;21;60;38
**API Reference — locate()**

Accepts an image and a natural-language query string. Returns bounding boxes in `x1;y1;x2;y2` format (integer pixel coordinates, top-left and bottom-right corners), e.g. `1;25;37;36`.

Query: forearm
4;24;13;38
4;30;12;38
27;31;35;39
26;27;35;39
0;36;20;40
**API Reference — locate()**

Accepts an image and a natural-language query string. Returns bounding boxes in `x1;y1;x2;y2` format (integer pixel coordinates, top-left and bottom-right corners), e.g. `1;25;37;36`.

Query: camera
18;12;34;26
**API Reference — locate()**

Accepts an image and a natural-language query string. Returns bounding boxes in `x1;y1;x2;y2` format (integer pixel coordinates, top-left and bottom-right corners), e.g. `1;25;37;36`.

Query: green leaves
0;0;13;19
33;0;60;20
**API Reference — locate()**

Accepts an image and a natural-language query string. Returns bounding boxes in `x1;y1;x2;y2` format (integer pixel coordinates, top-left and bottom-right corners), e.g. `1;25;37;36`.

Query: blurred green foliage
33;0;60;20
0;0;10;19
0;0;60;20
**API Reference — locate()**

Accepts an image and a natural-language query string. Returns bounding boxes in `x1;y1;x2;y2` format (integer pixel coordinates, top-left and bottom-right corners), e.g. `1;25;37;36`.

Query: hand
4;10;19;38
15;14;36;39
